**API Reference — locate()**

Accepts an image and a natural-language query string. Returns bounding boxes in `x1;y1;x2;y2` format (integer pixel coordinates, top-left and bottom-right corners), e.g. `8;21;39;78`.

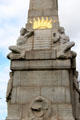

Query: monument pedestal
6;52;75;120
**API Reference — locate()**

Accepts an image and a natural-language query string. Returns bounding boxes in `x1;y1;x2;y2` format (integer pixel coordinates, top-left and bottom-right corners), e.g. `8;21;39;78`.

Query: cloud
0;0;29;19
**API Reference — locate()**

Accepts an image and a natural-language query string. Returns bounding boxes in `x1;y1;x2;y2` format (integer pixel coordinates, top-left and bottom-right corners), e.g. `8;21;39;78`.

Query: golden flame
29;17;53;29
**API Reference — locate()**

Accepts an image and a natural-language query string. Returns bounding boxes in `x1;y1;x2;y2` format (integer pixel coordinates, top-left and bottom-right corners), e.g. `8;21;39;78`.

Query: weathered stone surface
7;26;76;60
11;87;40;104
61;70;69;87
25;49;57;60
28;0;58;18
7;29;34;60
11;59;71;70
52;27;76;59
13;72;21;87
76;103;80;119
22;104;29;120
6;72;13;102
65;88;71;103
21;104;74;120
34;29;52;49
29;0;58;10
6;104;21;120
41;87;66;103
51;104;58;119
11;88;17;104
58;104;74;120
23;35;33;51
8;49;57;60
13;70;69;87
28;96;51;120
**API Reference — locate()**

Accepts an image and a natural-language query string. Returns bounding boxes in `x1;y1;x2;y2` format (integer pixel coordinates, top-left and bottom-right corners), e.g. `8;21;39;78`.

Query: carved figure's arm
24;31;34;38
64;42;75;52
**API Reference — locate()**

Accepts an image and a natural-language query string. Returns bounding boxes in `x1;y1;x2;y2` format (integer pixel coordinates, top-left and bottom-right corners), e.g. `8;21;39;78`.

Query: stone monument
6;0;80;120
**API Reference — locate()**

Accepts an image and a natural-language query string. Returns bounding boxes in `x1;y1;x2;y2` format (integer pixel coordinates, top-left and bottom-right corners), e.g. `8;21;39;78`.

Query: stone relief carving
28;96;51;120
7;26;76;60
53;27;69;44
7;27;34;60
6;72;13;102
52;27;77;59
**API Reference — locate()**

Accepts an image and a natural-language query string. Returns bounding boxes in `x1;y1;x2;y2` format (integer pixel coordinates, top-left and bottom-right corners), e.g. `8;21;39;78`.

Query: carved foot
7;52;26;60
57;51;77;59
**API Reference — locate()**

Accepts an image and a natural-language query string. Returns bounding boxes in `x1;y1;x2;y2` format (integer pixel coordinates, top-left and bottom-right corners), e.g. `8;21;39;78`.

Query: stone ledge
11;59;71;70
9;49;57;60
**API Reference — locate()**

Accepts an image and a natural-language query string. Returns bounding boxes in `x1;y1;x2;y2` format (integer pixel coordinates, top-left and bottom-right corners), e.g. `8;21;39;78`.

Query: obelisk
28;0;58;18
6;0;80;120
27;0;59;30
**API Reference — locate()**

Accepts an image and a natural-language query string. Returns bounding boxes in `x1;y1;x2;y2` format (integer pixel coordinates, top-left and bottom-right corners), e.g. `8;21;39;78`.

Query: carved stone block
11;87;40;104
34;29;52;49
13;70;69;87
41;87;66;103
11;59;71;70
58;104;74;120
6;104;22;120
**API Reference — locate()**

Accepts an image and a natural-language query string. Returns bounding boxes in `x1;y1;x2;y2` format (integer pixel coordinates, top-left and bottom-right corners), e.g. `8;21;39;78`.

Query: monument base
6;105;74;120
6;58;75;120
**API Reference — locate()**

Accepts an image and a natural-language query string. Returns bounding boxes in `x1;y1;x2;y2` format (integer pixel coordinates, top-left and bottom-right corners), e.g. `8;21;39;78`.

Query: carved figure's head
58;27;65;34
20;28;27;35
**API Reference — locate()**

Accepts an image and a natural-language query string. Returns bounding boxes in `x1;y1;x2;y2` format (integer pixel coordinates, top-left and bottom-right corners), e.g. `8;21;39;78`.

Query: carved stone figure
17;27;34;46
28;96;51;120
57;42;76;59
53;27;69;44
52;27;77;59
58;27;70;44
7;28;34;59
